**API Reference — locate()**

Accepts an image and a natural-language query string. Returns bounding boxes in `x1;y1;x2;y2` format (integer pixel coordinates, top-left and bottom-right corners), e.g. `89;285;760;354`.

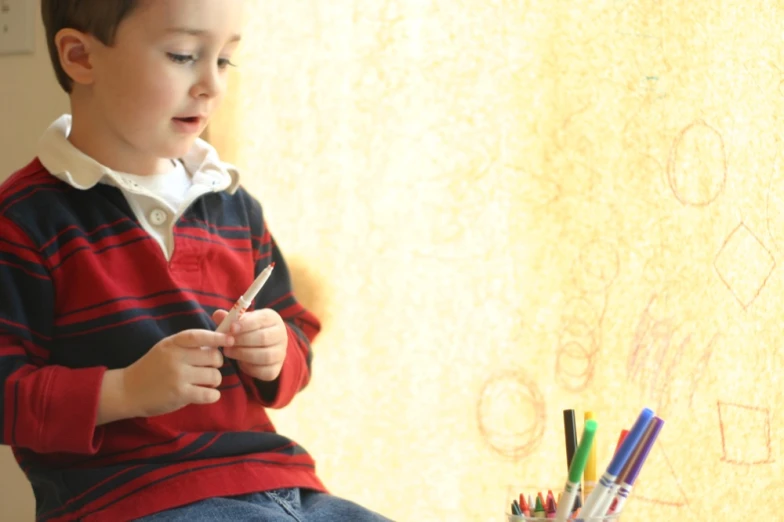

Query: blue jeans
136;488;393;522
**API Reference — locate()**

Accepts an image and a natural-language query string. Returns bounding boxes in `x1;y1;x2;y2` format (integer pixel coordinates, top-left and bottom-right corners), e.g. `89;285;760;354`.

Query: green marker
554;419;598;522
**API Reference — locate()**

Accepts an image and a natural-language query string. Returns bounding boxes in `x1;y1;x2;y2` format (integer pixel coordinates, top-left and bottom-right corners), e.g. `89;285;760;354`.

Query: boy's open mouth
174;116;200;123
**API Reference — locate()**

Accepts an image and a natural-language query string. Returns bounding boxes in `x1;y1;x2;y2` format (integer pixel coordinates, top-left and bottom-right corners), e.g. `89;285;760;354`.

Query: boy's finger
236;309;280;332
212;309;229;322
245;364;283;382
188;367;223;388
224;346;284;366
186;385;221;405
232;327;284;349
174;329;234;349
186;346;224;368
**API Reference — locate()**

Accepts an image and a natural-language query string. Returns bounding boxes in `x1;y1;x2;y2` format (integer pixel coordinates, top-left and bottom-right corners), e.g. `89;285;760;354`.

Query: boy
0;1;390;520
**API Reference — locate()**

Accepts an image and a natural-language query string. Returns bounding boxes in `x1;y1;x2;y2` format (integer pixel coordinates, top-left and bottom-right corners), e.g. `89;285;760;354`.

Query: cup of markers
506;513;620;521
503;486;621;521
504;407;664;522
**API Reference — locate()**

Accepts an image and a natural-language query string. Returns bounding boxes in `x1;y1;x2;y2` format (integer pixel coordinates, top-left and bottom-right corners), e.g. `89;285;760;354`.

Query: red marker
614;429;629;455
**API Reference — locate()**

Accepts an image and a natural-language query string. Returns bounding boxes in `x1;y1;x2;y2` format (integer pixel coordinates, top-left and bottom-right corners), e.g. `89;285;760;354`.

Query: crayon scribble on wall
209;1;782;520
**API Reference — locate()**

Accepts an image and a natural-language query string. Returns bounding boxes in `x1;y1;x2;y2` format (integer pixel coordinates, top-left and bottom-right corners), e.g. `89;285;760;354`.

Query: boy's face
86;0;243;166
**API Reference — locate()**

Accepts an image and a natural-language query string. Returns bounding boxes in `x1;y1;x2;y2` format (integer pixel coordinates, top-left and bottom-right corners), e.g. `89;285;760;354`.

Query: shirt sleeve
1;215;106;454
239;208;321;408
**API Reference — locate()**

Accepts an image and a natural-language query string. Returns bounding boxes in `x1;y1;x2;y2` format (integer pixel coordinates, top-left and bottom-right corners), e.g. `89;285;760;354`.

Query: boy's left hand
211;308;287;381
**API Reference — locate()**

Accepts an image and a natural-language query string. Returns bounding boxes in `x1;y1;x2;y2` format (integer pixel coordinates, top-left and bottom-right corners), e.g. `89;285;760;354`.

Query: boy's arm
240;228;321;408
0;216;110;454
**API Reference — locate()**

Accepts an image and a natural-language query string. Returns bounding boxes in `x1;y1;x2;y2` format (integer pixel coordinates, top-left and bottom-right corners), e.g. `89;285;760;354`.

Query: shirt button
149;208;168;226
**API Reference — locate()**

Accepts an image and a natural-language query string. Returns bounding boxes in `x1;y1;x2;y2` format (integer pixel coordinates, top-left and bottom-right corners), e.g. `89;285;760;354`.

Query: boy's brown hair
41;0;141;93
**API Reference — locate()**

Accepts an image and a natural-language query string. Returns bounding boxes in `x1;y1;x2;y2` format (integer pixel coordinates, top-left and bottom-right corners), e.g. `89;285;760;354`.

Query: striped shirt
0;120;324;521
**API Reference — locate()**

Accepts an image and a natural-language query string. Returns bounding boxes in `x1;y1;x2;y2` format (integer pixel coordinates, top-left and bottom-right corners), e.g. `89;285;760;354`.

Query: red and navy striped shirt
0;159;325;521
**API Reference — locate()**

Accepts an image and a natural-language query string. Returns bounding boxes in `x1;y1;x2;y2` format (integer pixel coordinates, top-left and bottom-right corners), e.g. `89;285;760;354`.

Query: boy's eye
167;53;236;69
167;53;196;64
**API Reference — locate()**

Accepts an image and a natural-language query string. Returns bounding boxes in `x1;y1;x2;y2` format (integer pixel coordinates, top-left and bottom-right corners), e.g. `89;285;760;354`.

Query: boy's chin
161;139;198;159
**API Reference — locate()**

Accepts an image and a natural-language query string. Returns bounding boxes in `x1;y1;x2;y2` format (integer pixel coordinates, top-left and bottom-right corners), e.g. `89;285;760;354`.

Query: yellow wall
212;1;783;520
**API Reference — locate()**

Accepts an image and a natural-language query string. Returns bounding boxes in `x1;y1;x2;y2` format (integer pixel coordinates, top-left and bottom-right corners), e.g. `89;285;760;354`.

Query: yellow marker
583;411;597;501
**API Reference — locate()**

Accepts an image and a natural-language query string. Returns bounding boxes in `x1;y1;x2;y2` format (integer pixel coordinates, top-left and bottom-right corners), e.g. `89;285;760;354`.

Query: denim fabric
136;489;393;521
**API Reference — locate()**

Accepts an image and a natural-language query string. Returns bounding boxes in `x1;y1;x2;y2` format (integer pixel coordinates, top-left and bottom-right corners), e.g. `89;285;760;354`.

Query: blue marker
579;407;655;518
611;417;664;515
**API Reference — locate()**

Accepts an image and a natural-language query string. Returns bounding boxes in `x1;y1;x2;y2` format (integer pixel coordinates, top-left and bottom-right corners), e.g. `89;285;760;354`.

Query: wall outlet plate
0;0;35;56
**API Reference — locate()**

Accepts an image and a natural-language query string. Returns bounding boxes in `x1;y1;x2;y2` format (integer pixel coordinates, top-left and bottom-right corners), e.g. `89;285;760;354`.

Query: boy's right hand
100;330;234;423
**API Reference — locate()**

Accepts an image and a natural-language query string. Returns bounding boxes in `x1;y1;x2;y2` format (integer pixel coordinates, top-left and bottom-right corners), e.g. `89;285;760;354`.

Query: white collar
37;114;241;194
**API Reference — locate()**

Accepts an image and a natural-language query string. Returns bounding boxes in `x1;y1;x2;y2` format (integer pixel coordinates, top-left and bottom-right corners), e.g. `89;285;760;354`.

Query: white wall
0;2;67;519
0;1;68;182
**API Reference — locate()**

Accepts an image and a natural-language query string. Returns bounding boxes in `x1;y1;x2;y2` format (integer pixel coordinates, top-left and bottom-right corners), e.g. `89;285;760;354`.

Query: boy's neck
67;105;175;177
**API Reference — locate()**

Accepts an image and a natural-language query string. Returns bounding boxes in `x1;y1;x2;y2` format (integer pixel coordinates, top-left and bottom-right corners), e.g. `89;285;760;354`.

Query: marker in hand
215;262;275;335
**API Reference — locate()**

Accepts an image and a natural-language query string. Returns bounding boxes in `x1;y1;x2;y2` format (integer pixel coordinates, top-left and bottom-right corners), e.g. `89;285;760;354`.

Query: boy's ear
54;28;96;86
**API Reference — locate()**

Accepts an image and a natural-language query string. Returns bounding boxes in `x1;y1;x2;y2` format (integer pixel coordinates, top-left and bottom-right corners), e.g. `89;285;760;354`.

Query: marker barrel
579;472;617;518
609;483;632;514
553;481;578;522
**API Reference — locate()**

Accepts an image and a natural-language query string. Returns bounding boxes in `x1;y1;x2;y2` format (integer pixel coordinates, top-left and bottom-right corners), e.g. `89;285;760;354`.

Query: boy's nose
192;66;223;99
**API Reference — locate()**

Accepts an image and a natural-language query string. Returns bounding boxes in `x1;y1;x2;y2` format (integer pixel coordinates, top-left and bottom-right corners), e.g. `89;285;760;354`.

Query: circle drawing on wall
477;371;546;460
666;120;727;207
556;337;598;393
571;238;620;293
555;294;606;392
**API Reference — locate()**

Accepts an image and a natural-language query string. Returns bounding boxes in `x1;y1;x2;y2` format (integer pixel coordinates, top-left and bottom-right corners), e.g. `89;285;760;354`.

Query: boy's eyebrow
166;28;242;43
